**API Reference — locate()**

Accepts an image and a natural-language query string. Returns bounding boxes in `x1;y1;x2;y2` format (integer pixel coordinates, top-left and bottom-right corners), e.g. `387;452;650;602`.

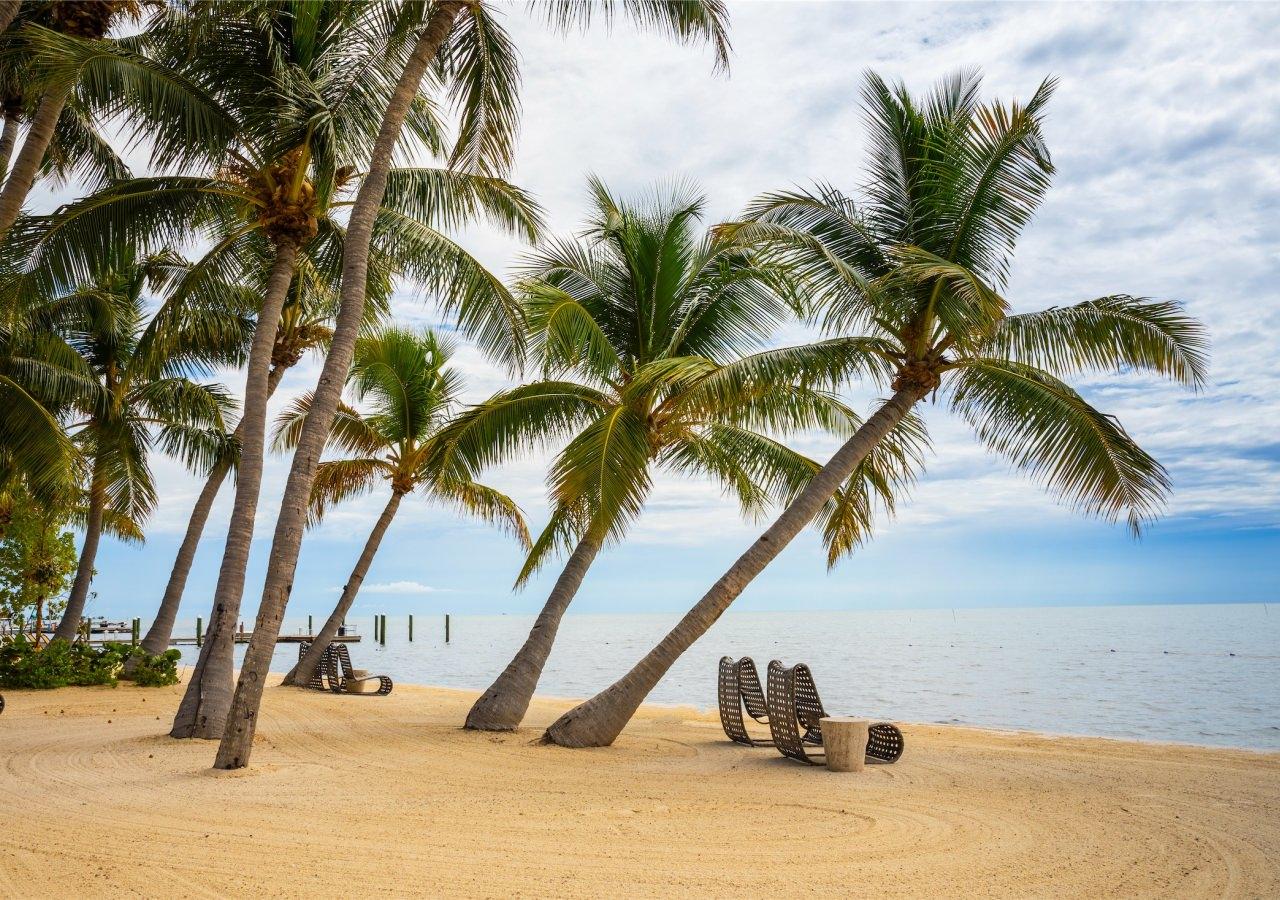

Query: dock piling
308;614;312;635
379;614;386;645
445;614;450;643
195;617;203;647
408;614;413;642
131;618;139;645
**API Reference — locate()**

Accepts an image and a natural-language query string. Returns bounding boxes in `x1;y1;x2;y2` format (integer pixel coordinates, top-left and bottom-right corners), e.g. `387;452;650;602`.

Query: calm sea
184;603;1279;750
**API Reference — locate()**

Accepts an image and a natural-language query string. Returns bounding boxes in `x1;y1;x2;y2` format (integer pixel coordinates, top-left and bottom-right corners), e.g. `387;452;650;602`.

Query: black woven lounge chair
297;641;392;695
331;643;392;695
297;642;328;691
718;656;774;746
765;660;903;766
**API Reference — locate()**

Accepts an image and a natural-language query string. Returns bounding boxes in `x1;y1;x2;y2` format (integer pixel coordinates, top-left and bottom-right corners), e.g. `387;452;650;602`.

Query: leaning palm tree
280;327;530;687
542;70;1210;748
219;0;733;771
46;248;242;642
451;178;924;731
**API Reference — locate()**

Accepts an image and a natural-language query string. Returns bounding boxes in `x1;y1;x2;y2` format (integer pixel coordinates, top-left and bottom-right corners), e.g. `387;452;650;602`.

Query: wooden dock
166;633;362;645
77;633;362;646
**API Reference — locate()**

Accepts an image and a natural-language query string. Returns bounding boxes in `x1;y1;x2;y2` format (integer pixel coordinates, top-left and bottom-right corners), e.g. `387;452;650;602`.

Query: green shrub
114;644;181;687
0;637;178;689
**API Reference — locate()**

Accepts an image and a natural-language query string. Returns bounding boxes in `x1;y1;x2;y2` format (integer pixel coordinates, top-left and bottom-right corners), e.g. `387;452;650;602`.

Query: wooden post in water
408;614;413;642
445;614;450;643
195;617;203;647
131;618;139;645
308;614;313;636
379;615;386;645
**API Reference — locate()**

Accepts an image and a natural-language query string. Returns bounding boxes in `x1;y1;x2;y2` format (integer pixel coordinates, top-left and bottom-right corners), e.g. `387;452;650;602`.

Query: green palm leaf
949;358;1170;536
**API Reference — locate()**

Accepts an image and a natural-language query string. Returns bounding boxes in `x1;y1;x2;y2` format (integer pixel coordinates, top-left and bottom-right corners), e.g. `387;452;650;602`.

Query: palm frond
539;0;732;72
982;295;1209;388
438;3;521;176
307;457;385;527
548;404;652;544
949;358;1170;536
430;476;531;549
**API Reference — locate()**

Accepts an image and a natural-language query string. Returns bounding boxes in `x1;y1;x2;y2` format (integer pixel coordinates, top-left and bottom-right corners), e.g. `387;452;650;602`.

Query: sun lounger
297;642;327;690
765;660;903;765
297;641;392;695
718;656;774;746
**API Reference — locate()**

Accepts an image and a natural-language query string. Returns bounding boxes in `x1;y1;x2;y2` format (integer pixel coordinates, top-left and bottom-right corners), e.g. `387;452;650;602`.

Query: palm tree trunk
0;87;69;239
53;466;106;643
214;1;466;770
543;389;923;748
170;243;299;740
0;1;20;34
0;114;20;185
464;535;602;730
281;490;404;687
124;366;287;675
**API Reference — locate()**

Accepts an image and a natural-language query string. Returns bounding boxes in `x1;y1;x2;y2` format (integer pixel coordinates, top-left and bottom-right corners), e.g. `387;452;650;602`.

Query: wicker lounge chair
297;641;393;695
297;642;328;690
718;656;774;746
765;660;903;765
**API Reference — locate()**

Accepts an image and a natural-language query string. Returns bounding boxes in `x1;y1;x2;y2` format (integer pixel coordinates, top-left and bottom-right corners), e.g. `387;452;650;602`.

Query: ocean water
186;603;1280;750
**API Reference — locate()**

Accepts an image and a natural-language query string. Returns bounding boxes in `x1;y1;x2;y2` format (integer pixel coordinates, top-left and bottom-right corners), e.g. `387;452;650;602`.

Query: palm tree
455;178;923;731
542;71;1211;748
0;0;148;238
46;248;242;642
218;0;732;771
279;327;530;687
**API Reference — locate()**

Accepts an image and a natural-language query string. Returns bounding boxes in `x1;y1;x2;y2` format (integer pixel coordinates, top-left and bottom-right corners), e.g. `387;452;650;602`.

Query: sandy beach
1;678;1277;898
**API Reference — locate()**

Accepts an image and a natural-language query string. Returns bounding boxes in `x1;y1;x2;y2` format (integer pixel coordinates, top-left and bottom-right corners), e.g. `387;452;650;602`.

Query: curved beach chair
332;643;393;696
297;641;393;696
765;660;904;766
296;642;327;691
718;656;775;746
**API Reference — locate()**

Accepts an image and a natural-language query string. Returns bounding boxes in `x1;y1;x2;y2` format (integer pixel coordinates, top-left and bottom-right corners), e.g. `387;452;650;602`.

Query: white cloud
356;581;454;595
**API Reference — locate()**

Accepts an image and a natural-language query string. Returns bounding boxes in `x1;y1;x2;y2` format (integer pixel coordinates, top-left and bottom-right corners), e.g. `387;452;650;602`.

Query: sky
33;1;1280;623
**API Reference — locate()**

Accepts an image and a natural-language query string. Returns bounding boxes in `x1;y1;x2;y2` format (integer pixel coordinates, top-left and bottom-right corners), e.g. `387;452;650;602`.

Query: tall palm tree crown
278;327;530;537
542;70;1210;748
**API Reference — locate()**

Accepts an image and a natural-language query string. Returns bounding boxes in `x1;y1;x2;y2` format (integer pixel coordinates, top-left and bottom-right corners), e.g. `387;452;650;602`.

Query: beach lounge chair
765;660;904;766
718;656;774;746
297;641;393;695
297;642;327;691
